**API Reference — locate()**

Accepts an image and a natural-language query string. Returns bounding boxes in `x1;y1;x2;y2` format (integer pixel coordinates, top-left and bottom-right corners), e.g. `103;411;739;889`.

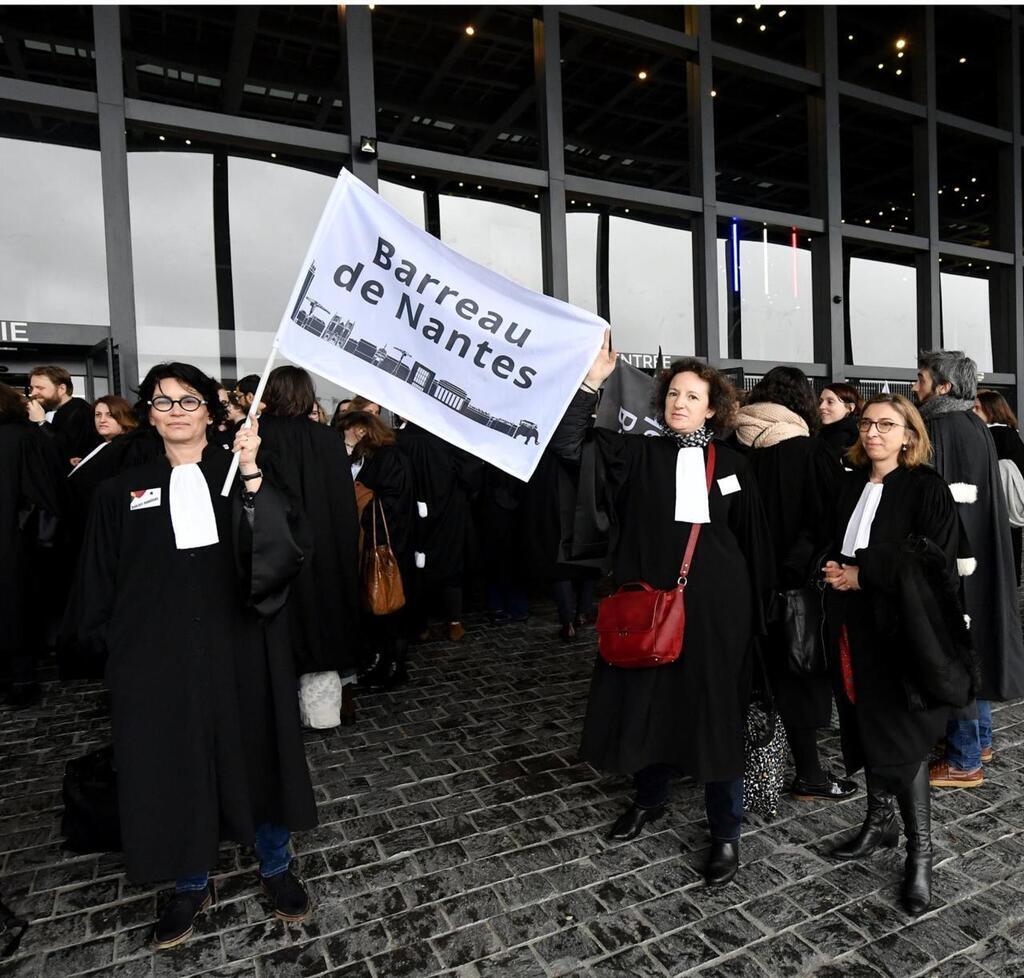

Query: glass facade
0;5;1022;410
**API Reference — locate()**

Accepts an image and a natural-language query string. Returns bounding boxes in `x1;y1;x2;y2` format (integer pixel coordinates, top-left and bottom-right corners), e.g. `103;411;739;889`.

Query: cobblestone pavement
3;605;1024;978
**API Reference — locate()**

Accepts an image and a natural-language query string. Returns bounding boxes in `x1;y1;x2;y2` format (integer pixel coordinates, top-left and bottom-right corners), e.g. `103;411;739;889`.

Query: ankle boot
830;770;899;860
384;639;409;690
895;761;932;916
359;650;394;690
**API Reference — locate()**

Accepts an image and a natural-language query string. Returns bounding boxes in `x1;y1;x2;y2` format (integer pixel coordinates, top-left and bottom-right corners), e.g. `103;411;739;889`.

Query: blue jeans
175;823;292;892
946;700;992;771
633;764;743;842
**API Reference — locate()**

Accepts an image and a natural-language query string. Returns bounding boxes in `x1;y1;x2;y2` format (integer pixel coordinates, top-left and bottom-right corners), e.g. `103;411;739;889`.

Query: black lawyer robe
0;418;66;673
71;445;318;883
924;409;1024;700
731;434;840;730
40;397;101;471
987;423;1024;584
394;423;482;585
552;391;776;782
825;465;964;789
818;415;860;466
258;415;361;676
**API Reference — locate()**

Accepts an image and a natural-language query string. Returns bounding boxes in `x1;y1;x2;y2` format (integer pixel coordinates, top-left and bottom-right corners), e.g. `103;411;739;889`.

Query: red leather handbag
595;443;715;668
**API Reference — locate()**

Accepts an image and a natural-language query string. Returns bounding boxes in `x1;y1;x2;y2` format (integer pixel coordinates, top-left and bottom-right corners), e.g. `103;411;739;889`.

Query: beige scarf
735;401;808;448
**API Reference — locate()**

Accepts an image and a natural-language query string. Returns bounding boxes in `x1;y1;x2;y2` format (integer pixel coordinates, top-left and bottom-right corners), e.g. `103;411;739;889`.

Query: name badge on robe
129;487;162;511
717;475;741;496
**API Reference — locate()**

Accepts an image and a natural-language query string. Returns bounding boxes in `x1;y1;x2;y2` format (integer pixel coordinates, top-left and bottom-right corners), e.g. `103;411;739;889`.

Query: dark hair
263;365;316;418
94;395;139;432
847;394;931;469
236;374;261;397
918;349;978;400
976;388;1019;429
653;358;737;437
334;409;396;462
30;365;73;396
822;381;864;416
135;362;225;428
0;381;28;422
745;366;821;433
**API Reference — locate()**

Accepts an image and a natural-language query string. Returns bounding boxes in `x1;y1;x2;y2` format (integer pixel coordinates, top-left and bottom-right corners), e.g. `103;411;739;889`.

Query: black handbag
774;545;830;676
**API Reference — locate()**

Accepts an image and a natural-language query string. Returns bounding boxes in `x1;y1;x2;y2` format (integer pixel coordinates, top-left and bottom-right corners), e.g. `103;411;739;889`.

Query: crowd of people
1;342;1022;948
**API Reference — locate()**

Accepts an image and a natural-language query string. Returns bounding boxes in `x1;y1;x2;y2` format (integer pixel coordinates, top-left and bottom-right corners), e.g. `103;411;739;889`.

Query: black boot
358;650;394;690
895;761;932;916
385;639;409;690
704;840;739;886
830;770;899;860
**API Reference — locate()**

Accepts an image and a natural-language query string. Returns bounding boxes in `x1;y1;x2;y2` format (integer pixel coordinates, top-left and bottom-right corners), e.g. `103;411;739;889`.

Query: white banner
273;170;606;481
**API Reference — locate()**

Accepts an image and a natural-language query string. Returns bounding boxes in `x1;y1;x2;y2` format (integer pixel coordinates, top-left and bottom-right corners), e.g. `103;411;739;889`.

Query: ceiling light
710;89;717;97
624;208;630;213
897;51;904;59
759;24;767;32
971;177;976;183
865;219;871;224
586;202;592;207
848;34;854;41
736;16;743;23
476;185;482;190
953;186;959;192
754;3;761;8
877;63;884;70
938;189;943;194
571;200;576;205
158;135;165;141
896;38;906;50
959;57;967;64
185;139;191;145
637;70;648;80
778;9;786;16
464;25;475;36
878;210;884;216
459;182;464;187
270;152;276;158
410;174;416;180
896;68;902;75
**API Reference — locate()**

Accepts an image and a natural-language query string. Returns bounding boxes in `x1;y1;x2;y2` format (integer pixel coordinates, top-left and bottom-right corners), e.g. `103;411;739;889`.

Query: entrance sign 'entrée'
274;169;607;481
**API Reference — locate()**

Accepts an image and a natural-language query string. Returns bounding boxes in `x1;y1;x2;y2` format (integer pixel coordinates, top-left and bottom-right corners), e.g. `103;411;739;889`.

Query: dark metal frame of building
0;5;1021;415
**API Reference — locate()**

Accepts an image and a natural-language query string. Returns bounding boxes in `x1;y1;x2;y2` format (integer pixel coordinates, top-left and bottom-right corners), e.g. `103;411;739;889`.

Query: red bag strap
677;442;716;586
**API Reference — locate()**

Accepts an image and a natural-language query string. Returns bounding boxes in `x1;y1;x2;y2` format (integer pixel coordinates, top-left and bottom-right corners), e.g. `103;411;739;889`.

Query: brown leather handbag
595;443;715;668
362;499;406;615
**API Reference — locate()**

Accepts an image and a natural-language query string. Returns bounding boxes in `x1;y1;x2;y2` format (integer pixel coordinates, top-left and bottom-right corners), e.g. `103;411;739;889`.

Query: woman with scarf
818;382;863;464
733;367;854;803
823;394;973;915
551;332;774;886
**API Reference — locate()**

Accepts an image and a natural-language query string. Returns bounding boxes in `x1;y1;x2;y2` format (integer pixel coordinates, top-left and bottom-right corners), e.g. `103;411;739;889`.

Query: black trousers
633;764;743;842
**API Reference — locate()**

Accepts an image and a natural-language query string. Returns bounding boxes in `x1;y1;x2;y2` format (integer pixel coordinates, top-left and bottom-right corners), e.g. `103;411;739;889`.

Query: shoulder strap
678;442;716;584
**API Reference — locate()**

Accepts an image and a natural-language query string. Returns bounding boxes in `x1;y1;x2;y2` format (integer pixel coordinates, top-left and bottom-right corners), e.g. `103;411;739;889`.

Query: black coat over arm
70;445;317;883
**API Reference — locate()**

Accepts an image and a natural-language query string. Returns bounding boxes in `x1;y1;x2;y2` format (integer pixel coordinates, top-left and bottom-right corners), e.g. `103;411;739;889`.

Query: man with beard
913;350;1024;787
26;366;101;471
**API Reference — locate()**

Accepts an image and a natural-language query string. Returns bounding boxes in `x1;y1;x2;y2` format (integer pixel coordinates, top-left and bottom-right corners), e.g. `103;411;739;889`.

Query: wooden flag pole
220;340;279;496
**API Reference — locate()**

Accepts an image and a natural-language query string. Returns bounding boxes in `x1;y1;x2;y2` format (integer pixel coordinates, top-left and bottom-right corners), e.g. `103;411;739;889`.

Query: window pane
374;6;538;167
377;177;426;230
439;189;543;293
838;7;923;102
567;213;599;316
716;220;814;362
845;245;918;368
0;110;108;325
128;147;221;379
0;5;96;91
936;8;1008;129
561;24;690;194
609;212;694;360
841;100;919;234
940;260;996;374
710;5;809;67
937;129;1004;250
228;157;336;378
713;66;812;215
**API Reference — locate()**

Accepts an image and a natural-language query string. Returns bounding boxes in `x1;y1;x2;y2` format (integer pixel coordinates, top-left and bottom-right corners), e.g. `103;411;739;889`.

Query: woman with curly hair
733;367;854;803
551;332;774;886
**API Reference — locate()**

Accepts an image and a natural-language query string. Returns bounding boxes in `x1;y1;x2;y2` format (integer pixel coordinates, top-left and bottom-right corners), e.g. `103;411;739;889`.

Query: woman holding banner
551;332;774;886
